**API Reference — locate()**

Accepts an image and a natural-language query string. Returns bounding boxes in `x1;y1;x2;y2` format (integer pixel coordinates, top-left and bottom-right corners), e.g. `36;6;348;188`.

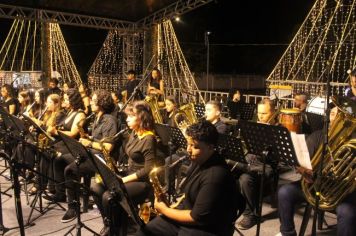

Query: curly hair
125;101;154;131
66;88;84;110
186;120;218;146
94;89;115;114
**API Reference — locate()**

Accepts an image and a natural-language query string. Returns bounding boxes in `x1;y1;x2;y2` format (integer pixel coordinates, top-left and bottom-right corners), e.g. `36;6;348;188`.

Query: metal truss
0;3;136;31
137;0;214;28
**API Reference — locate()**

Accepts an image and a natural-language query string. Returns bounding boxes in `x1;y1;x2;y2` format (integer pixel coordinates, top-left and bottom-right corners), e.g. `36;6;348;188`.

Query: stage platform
0;159;337;236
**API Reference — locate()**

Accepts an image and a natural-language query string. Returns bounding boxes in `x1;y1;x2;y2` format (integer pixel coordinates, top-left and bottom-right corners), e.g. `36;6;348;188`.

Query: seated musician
1;84;20;116
18;90;34;116
205;100;227;134
16;94;65;194
277;105;356;236
237;98;277;230
162;96;180;128
47;78;62;96
137;120;243;236
48;89;118;221
44;88;86;201
293;92;311;134
30;89;47;119
90;101;164;235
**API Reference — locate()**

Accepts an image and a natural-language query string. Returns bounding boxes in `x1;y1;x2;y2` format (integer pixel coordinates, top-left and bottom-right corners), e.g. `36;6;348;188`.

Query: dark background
0;0;314;78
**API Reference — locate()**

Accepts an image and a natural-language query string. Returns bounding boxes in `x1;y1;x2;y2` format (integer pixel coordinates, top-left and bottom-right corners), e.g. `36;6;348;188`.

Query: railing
165;87;296;108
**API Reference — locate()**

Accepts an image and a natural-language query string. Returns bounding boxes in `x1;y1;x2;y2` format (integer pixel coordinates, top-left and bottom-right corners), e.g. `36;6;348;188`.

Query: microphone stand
311;60;332;236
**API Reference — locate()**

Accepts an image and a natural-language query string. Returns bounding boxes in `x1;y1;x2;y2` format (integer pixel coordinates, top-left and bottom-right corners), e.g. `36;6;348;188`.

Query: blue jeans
278;181;356;236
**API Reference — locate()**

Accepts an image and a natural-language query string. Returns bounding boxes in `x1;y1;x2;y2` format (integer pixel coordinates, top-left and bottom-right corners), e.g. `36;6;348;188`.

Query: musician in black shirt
137;120;243;236
1;84;20;116
49;89;118;223
122;70;144;102
91;101;164;235
205;100;227;134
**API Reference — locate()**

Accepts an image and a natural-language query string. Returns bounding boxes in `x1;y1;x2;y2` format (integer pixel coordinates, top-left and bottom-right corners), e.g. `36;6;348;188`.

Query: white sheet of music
290;132;312;170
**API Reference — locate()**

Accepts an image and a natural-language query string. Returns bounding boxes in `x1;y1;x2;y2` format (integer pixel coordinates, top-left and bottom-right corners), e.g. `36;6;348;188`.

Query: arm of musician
157;80;164;95
9;104;16;115
61;112;86;137
83;97;90;115
154;198;195;223
296;166;314;183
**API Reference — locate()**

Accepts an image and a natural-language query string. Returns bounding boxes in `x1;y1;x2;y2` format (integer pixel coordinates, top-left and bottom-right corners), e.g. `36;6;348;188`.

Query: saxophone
95;128;128;183
142;156;188;222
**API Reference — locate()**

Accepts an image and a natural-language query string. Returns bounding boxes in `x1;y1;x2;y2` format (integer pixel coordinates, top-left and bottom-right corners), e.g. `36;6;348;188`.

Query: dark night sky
0;0;314;77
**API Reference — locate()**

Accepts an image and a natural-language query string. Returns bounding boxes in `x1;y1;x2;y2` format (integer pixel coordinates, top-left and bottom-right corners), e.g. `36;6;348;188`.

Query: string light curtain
157;20;204;104
88;30;144;91
266;0;356;97
0;19;82;87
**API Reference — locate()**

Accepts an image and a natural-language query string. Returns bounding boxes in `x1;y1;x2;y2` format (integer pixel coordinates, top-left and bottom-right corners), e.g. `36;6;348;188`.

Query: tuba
174;103;198;129
301;96;356;211
144;95;163;124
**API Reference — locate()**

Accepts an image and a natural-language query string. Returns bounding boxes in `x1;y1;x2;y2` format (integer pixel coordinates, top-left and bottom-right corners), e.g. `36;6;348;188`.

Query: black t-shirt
1;98;20;116
214;119;228;134
124;132;164;181
91;114;118;142
125;79;143;100
179;153;240;235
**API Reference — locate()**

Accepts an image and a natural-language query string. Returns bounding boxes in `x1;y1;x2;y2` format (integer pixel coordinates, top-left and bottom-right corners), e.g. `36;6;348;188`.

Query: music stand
217;133;246;169
239;120;299;236
57;132;100;236
0;108;28;236
194;104;205;119
58;132;143;236
239;103;256;120
154;124;188;202
20;113;65;226
305;112;324;133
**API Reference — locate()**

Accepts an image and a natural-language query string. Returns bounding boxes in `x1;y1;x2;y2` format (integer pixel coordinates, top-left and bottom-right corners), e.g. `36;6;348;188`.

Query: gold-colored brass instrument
77;113;94;139
94;128;128;184
301;96;356;211
144;95;163;124
144;156;188;222
174;103;198;129
94;142;115;184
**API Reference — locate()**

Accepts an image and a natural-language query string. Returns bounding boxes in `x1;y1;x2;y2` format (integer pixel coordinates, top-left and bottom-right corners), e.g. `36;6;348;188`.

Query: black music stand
239;120;299;236
20;113;65;226
59;132;143;236
0;108;28;236
217;133;247;171
305;112;324;133
239;103;256;120
194;104;205;119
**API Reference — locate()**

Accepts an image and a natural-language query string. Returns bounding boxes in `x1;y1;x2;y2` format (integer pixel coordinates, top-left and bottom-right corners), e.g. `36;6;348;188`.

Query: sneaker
237;215;257;230
61;208;77;223
43;194;66;203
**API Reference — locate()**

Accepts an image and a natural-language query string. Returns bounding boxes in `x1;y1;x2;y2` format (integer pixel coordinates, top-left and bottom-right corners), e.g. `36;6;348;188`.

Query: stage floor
0;160;337;236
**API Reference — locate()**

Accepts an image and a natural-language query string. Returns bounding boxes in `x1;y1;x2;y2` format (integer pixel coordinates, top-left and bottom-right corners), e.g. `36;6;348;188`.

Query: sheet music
290;132;312;170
